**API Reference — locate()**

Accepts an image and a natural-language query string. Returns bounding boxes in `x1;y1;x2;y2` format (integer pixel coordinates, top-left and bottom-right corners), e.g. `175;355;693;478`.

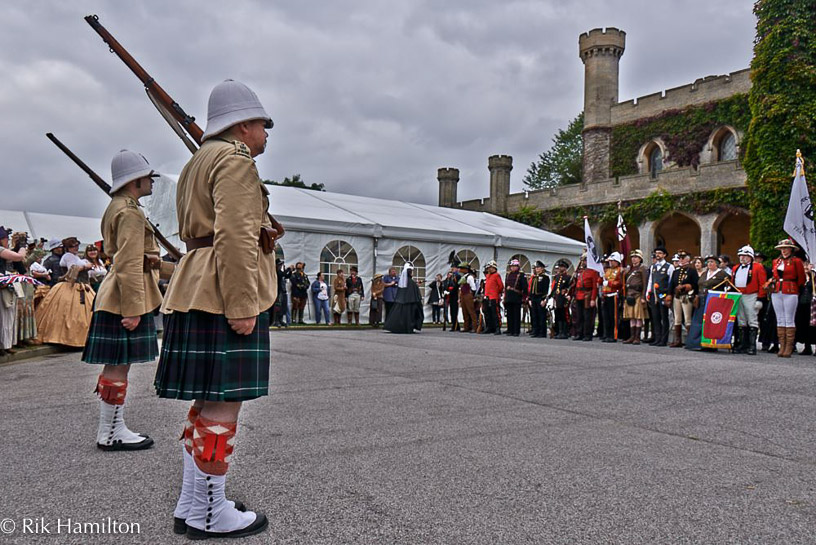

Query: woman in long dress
35;236;95;347
384;263;424;334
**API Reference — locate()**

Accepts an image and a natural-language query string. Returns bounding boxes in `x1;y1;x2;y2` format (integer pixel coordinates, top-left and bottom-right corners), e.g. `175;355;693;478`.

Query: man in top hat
504;259;528;336
549;260;571;339
731;245;767;355
646;246;675;346
154;79;275;538
443;266;461;332
82;150;169;452
528;260;550;338
482;260;504;334
600;252;624;342
668;250;698;347
458;262;478;332
571;253;600;341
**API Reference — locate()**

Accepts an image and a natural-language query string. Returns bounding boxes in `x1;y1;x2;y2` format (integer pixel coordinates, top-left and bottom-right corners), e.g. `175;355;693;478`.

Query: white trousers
771;292;797;327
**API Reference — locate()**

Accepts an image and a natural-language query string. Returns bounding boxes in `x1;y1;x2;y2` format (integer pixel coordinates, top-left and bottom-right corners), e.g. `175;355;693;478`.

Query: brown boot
783;327;797;358
354;312;360;326
777;327;787;357
632;326;641;345
623;326;635;344
669;325;683;347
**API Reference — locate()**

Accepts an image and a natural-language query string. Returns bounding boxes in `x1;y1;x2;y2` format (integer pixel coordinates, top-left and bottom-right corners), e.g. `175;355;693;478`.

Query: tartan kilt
82;311;159;365
154;310;270;402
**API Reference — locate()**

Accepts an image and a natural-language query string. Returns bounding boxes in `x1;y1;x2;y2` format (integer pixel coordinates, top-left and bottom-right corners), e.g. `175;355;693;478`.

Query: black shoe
571;336;582;341
582;336;592;341
494;330;502;335
96;436;154;452
801;345;812;356
186;513;269;540
769;345;779;354
174;501;247;535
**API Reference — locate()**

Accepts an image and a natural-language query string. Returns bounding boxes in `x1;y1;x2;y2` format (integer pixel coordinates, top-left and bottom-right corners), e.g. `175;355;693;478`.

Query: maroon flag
617;214;630;266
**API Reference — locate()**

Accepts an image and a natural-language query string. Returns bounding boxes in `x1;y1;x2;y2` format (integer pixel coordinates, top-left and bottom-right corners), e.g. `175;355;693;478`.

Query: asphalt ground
1;329;816;544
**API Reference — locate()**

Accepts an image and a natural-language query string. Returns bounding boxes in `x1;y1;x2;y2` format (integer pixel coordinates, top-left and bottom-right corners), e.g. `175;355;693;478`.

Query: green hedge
507;187;749;231
610;94;751;178
745;0;816;258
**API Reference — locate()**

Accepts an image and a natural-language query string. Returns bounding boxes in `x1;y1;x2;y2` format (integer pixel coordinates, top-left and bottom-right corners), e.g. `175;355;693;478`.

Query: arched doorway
557;224;583;242
654;213;701;257
599;222;641;258
716;211;751;260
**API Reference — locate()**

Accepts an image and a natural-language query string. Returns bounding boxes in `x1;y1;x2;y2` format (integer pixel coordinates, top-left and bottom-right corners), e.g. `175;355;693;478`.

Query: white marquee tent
0;209;102;246
145;177;584;323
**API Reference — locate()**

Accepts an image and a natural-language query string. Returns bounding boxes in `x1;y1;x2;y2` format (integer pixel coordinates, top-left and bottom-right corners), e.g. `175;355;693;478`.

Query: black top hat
654;246;668;255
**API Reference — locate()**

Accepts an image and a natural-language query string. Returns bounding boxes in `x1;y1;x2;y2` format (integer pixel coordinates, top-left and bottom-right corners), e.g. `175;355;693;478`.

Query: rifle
46;132;184;262
84;14;285;238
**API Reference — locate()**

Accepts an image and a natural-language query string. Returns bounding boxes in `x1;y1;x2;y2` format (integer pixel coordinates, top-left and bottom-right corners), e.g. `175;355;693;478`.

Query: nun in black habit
384;263;424;334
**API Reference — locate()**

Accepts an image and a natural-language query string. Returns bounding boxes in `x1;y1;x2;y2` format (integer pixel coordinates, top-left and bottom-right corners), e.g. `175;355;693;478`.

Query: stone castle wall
611;69;751;126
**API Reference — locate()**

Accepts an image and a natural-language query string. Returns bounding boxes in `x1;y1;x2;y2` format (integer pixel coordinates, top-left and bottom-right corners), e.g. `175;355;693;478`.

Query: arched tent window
506;254;531;275
455;250;480;273
393;245;426;296
649;146;663;178
718;131;737;161
320;240;358;288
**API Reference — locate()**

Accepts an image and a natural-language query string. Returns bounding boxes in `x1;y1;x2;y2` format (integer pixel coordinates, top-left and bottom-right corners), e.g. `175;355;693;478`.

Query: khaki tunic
94;195;162;317
162;139;277;319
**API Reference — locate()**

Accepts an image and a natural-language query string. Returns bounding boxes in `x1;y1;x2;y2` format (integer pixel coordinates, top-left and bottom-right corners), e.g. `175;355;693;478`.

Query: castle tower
437;167;460;208
488;155;513;214
579;27;625;183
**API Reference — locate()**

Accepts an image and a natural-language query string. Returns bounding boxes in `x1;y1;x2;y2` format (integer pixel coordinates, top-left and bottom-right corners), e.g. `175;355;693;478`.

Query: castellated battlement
579;27;626;58
437;167;460;180
488;155;514;170
611;68;751;125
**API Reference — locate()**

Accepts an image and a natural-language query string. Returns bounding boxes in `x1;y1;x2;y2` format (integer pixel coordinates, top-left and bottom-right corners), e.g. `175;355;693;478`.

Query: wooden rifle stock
84;14;284;239
45;133;184;262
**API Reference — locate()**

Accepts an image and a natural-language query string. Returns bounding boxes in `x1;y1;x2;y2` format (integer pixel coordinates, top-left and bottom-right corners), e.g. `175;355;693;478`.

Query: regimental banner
701;291;741;348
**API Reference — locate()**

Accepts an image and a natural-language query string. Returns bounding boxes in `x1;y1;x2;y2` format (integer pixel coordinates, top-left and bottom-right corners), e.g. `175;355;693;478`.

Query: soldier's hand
121;316;141;331
228;316;257;335
589;299;596;308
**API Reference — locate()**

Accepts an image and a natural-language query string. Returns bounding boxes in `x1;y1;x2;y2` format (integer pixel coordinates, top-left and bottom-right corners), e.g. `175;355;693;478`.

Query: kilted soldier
668;250;698;347
572;254;600;341
504;259;528;336
82;150;167;451
646;246;675;346
600;252;623;342
731;245;767;355
527;260;550;337
154;80;275;538
550;260;571;339
622;250;648;344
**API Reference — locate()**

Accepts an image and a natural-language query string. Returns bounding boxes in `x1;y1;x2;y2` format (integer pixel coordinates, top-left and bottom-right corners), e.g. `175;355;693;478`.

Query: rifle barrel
84;14;203;145
45;133;184;261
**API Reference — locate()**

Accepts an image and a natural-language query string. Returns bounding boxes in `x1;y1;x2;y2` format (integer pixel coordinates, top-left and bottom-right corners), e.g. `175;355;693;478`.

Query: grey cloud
1;1;754;219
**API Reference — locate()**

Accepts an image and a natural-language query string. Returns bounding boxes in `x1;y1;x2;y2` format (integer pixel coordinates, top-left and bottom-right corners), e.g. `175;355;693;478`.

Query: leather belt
184;236;214;252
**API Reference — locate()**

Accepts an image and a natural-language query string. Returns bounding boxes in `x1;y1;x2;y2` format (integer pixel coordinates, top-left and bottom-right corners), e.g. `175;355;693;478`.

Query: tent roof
0;209;101;245
266;186;583;253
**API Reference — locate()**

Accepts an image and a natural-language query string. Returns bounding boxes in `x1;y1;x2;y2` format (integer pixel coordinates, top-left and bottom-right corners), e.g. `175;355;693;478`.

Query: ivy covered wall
609;94;751;178
507;187;749;232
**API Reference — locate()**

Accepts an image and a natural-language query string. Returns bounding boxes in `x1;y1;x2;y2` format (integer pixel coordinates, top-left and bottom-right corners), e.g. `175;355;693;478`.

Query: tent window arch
507;254;531;275
393;245;426;297
455;250;480;273
320;240;358;288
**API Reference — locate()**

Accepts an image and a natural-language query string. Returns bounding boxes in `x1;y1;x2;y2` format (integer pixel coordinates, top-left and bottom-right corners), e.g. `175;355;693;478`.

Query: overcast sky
1;0;754;219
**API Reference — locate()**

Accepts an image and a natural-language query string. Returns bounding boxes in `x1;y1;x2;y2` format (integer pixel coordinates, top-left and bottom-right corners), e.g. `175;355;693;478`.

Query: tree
523;112;583;190
263;174;325;192
745;0;816;257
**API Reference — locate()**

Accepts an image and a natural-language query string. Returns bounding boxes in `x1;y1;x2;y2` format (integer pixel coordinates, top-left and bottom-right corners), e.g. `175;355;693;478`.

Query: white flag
783;151;816;262
583;217;604;274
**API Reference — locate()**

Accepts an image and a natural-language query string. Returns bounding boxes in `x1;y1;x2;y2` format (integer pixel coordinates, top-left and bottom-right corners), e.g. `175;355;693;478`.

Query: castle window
649;146;663;178
718;131;737;161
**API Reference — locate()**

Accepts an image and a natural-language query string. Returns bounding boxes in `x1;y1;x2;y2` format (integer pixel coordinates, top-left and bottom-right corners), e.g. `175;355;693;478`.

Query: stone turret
488;155;513;214
437;167;460;208
579;27;625;183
